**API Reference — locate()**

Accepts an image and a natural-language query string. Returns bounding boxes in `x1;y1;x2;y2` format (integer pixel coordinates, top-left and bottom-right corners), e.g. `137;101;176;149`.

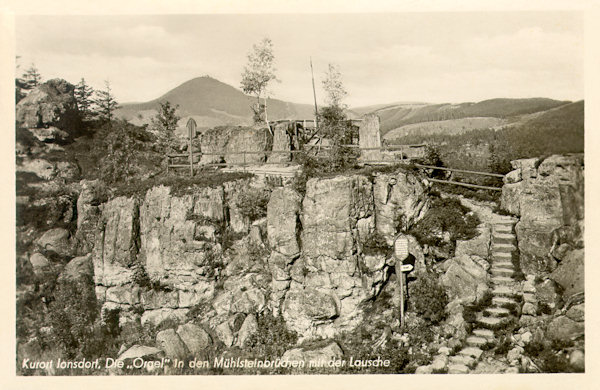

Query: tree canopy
240;37;278;124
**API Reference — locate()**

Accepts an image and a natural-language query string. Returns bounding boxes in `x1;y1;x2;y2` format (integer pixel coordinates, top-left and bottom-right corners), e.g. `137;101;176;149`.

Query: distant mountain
352;98;571;136
116;76;315;131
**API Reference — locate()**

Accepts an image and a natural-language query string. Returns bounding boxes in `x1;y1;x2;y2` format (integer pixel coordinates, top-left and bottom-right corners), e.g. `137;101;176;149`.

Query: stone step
491;267;515;276
492;285;519;297
492;251;512;257
484;306;511;317
492;296;519;307
449;354;476;367
473;328;496;340
494;224;514;232
466;335;489;347
523;292;536;302
478;315;511;329
493;243;517;252
459;347;483;359
492;255;513;261
491;276;515;285
492;262;514;270
448;363;469;374
493;232;515;240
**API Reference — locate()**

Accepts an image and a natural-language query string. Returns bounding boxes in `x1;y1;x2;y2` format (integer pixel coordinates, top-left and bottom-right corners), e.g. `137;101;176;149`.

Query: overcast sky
16;12;583;107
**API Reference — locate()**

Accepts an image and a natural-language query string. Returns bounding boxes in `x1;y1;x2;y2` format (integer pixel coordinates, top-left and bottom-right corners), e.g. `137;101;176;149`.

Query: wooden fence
166;145;505;191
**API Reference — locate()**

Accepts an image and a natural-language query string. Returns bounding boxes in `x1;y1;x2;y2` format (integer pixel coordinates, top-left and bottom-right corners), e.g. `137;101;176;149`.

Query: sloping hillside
383;117;507;142
116;76;315;130
354;98;571;136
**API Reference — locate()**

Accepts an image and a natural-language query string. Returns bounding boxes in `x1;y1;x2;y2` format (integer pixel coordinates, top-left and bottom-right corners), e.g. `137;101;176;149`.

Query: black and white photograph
2;0;598;388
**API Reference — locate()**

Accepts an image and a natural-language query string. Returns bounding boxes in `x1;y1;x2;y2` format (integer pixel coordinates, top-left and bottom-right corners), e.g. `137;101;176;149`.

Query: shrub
408;272;448;324
407;197;480;247
48;275;100;358
245;310;298;361
235;187;270;222
361;233;392;257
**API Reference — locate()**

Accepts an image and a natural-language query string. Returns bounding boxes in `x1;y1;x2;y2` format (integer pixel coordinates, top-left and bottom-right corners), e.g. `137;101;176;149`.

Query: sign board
400;264;414;272
186;118;197;139
394;236;409;260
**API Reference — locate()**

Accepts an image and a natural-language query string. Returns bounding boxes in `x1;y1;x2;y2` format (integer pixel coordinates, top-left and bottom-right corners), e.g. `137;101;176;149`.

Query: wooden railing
166;145;504;191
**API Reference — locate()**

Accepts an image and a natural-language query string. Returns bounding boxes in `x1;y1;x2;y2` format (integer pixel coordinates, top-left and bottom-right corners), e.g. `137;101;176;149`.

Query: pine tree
150;101;180;153
15;57;28;103
22;63;42;90
75;78;96;121
94;80;119;127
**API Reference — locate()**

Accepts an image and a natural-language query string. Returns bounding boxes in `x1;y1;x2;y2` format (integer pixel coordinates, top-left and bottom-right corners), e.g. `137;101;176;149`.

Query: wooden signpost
186;118;197;177
394;236;410;327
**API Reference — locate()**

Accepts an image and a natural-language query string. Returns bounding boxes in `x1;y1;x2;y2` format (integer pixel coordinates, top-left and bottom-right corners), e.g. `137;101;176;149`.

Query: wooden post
394;236;410;327
310;58;319;129
186;118;197;177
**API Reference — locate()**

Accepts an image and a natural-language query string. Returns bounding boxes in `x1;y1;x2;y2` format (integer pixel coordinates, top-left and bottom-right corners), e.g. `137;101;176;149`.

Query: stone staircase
448;217;521;374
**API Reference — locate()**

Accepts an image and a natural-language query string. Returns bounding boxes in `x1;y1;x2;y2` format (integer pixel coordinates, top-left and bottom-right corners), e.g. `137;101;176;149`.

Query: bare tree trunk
264;95;272;135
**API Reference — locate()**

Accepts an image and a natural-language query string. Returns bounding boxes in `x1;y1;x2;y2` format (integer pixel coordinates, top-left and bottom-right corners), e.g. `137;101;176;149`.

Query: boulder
282;288;339;336
550;249;584;298
546;316;584;341
59;254;93;282
16;79;80;132
177;323;212;355
29;253;49;276
236;314;259;348
535;279;562;310
566;304;584;323
441;255;489;301
118;345;163;362
17;158;56;180
282;341;344;364
569;350;585;371
141;308;188;328
29;126;70;143
156;329;189;359
35;228;75;258
215;322;234;347
455;225;490;259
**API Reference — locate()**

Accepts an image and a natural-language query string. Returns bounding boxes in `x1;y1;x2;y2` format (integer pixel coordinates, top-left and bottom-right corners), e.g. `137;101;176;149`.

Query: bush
48;274;103;359
235;187;270;222
408;273;448;324
407;197;480;248
245;310;298;361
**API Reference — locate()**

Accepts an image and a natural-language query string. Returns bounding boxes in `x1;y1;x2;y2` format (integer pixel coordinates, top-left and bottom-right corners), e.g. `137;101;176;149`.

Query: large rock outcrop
88;168;430;340
373;170;429;244
282;175;380;338
358;114;382;162
16;79;80;133
267;122;292;164
200;126;271;164
501;154;584;274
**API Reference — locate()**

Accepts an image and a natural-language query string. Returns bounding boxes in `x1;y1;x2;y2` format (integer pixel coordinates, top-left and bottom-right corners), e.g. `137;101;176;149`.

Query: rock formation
501;154;584;275
16;78;81;134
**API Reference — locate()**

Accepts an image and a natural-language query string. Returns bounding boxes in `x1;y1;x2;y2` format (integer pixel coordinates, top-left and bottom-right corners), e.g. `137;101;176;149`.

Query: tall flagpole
310;57;319;130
